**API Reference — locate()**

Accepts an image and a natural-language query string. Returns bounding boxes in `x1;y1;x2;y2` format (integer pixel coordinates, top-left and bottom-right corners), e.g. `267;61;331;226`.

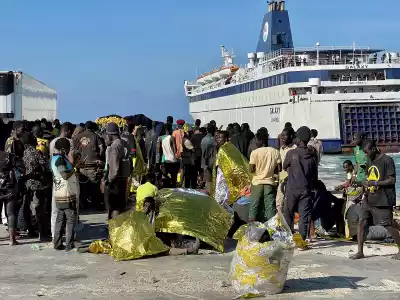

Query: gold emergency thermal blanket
130;140;147;193
89;210;169;261
230;212;294;298
212;142;252;204
155;189;231;252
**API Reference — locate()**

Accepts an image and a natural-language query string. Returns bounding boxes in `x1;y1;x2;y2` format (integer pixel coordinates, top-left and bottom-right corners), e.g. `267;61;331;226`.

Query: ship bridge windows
329;70;385;82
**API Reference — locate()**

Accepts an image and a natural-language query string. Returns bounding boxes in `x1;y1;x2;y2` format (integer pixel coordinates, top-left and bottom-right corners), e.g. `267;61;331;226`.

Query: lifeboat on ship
197;77;206;85
196;65;239;84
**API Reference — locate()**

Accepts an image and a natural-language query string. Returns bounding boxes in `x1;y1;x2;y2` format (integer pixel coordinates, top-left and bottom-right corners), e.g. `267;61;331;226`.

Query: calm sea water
320;154;400;200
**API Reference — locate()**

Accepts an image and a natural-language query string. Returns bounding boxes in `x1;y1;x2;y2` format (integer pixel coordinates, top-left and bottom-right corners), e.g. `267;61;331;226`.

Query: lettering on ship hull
269;107;280;123
345;64;368;70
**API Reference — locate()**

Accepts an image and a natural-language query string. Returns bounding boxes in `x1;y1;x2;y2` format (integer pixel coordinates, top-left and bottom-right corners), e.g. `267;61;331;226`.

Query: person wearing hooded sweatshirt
283;126;318;243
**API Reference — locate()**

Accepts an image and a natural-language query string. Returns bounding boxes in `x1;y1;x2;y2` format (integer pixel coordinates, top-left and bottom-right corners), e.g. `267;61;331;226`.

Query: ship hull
189;84;400;153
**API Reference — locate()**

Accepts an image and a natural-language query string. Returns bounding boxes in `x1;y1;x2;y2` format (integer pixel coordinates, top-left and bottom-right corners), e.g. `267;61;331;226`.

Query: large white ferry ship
184;0;400;153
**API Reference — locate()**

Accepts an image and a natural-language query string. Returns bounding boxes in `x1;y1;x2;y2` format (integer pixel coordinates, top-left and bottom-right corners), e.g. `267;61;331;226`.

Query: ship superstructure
184;1;400;153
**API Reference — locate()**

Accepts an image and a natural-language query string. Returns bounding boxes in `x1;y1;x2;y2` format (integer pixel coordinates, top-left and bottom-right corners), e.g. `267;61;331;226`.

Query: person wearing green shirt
352;133;368;183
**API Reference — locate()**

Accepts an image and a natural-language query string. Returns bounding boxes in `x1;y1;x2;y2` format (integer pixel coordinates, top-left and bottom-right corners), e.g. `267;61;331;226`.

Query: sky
1;0;399;123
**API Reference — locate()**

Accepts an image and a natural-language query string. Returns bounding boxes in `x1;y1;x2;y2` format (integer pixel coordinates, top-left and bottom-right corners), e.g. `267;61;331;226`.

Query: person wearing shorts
350;140;400;260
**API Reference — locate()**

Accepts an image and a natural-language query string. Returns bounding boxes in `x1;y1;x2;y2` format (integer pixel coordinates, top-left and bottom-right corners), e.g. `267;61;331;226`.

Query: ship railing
258;47;386;65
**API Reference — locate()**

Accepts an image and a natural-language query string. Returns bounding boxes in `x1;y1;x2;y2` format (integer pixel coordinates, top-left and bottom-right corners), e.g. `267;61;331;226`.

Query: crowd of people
0;116;399;261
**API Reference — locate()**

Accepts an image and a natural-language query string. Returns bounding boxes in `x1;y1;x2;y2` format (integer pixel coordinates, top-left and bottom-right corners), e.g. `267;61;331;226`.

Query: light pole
316;42;320;66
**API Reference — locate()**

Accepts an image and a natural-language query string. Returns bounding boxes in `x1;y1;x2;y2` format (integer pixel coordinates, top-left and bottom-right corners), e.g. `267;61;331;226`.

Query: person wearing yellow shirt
33;126;49;158
136;173;158;212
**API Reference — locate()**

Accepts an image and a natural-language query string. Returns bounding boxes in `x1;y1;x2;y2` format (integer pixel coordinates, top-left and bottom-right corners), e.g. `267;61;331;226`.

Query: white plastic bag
230;211;294;298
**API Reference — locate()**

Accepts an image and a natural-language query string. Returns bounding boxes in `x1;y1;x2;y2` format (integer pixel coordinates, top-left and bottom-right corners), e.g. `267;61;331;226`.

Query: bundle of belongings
230;211;294;298
343;186;363;239
95;115;127;129
89;189;231;261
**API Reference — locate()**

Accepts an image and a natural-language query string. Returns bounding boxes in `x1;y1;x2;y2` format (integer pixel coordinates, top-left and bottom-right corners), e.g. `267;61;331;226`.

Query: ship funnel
256;0;293;54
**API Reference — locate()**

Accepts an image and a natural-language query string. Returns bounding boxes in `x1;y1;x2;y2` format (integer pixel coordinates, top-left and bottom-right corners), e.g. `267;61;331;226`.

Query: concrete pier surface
1;213;400;300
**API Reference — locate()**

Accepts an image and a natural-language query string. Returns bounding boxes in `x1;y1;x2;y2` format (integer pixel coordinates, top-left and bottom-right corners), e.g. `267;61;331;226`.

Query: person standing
194;119;201;131
5;121;25;159
0;151;19;245
157;124;179;187
283;126;318;243
73;121;105;209
4;121;26;233
181;131;197;189
248;130;281;223
308;129;323;164
248;127;268;158
49;122;74;157
49;122;74;238
21;132;52;241
241;123;254;158
191;126;206;183
52;138;79;251
173;119;185;160
351;140;400;260
351;132;368;184
145;121;158;172
230;123;249;158
277;122;293;150
276;127;297;211
201;124;216;193
32;125;50;158
103;123;131;220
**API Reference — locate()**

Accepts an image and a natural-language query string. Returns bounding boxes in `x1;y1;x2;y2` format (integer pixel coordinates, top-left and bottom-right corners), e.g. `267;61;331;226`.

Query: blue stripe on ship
190;68;400;103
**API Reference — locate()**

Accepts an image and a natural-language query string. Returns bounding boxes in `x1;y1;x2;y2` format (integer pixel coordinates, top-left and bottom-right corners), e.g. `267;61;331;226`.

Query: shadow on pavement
284;276;366;293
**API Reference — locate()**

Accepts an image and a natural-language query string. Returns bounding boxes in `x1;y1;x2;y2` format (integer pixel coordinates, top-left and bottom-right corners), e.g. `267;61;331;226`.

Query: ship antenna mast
221;45;235;67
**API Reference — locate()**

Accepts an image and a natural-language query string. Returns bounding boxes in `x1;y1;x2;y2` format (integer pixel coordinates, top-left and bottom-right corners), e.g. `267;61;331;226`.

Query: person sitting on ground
312;180;345;237
335;160;355;191
52;138;79;251
136;173;158;212
334;159;364;240
143;197;200;255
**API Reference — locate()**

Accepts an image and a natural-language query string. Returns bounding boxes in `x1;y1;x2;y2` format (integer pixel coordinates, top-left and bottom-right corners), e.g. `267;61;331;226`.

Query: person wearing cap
103;122;131;220
283;126;318;244
73;121;105;209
